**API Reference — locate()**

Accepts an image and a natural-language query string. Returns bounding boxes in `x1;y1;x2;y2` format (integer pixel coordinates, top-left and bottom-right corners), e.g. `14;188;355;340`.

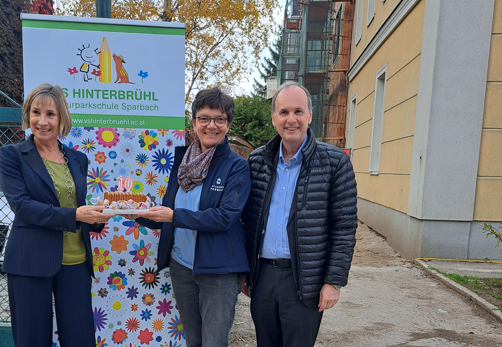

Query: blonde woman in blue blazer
0;84;111;347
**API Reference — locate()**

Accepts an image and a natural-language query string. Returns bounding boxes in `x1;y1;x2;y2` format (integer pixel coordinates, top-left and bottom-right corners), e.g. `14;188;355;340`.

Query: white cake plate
103;209;149;214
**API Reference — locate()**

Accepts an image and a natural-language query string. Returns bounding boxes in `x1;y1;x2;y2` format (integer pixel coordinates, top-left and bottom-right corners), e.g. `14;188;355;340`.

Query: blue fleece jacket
136;137;251;275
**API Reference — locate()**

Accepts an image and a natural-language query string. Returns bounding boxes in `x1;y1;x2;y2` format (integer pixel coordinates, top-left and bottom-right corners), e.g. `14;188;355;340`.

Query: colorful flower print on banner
54;127;186;347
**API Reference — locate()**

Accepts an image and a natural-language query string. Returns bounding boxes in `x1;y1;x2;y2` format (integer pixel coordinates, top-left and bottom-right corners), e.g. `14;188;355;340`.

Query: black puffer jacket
243;128;357;308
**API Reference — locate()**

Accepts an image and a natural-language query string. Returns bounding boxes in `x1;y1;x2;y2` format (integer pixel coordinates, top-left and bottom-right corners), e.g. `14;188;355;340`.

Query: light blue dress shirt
171;184;203;269
260;136;307;259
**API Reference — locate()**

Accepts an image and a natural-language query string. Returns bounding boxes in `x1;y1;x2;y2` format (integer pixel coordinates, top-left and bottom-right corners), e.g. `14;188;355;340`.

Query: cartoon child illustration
77;44;100;82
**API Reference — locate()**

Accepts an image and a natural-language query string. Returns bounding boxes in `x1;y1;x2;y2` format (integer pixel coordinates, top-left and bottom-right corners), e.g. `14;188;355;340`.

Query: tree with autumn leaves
2;0;279;148
54;0;278;107
30;0;54;14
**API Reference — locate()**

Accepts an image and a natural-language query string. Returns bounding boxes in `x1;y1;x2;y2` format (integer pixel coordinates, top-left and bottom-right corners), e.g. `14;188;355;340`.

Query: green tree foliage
230;95;275;148
483;222;502;249
0;0;26;107
253;26;282;98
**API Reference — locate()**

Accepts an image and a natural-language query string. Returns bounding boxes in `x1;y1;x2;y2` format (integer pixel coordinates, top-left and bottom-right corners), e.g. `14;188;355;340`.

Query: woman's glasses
196;117;228;127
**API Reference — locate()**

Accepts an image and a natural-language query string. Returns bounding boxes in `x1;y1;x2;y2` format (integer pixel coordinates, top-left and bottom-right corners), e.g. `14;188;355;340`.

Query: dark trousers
250;259;323;347
8;262;95;347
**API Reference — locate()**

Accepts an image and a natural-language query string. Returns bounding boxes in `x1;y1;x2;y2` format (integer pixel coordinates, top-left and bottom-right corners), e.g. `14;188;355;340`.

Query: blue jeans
169;258;241;347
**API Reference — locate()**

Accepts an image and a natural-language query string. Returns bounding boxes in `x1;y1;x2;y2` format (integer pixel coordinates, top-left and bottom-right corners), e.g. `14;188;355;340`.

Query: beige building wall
474;0;502;221
350;0;424;213
352;0;401;62
348;0;498;260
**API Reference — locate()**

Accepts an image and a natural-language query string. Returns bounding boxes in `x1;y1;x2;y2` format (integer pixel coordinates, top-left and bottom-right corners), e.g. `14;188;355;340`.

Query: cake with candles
92;192;154;214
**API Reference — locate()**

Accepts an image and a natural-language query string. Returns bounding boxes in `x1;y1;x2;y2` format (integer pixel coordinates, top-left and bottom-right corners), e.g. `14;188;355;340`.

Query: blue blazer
0;135;96;277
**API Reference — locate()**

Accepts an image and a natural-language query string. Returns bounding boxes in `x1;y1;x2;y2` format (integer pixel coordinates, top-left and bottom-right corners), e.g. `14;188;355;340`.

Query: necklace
41;143;75;235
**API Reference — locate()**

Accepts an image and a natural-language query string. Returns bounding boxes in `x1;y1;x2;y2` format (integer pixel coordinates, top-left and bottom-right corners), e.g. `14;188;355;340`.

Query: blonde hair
22;83;72;137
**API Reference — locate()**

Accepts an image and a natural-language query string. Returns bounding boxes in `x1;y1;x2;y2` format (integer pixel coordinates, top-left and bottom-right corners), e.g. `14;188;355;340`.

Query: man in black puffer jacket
241;81;357;347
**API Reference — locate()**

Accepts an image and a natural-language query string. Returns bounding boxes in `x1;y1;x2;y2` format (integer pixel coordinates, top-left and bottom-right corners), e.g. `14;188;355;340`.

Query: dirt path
230;223;502;347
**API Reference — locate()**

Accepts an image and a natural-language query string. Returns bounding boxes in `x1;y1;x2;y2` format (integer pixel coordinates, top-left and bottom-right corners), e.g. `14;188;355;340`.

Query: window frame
347;93;357;156
366;0;376;27
354;0;365;45
368;64;387;175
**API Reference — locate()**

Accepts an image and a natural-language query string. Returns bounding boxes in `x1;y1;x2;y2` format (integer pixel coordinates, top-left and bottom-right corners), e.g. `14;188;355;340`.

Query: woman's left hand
136;206;173;223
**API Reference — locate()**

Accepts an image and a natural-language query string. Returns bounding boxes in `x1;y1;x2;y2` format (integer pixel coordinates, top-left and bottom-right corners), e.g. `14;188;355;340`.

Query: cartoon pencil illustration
99;37;111;83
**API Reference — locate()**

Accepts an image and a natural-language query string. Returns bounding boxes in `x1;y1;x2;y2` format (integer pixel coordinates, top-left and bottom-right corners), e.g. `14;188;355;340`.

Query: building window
367;0;375;26
368;65;386;175
284;32;300;54
354;0;364;45
283;70;297;81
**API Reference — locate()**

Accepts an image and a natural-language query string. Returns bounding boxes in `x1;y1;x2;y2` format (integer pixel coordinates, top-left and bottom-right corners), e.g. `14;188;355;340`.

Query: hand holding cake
136;206;173;223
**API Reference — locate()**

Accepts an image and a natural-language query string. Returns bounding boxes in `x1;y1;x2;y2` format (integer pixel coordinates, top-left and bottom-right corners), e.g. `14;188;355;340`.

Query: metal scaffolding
278;0;354;148
278;0;303;84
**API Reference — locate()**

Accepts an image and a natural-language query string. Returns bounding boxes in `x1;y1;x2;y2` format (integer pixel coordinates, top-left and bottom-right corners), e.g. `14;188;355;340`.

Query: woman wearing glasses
131;87;251;347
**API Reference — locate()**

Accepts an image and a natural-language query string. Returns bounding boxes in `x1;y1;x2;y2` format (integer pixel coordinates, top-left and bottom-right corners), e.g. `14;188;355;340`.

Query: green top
43;160;86;265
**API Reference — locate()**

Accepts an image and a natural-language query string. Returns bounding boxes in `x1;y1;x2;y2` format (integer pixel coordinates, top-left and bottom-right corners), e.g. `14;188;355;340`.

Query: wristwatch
332;284;342;290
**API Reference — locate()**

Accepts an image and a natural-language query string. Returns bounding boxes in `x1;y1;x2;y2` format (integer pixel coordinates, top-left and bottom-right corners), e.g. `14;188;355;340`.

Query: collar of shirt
279;134;308;166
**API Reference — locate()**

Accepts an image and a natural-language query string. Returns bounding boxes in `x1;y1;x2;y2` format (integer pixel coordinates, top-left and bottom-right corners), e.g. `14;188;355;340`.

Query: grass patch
430;268;502;311
444;273;479;287
486;278;502;287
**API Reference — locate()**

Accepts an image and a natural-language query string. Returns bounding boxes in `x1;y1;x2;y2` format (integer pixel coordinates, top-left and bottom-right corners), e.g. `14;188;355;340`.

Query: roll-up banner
22;14;186;346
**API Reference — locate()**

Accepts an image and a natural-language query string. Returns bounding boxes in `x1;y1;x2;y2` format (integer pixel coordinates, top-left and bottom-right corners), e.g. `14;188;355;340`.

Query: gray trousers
169;258;241;347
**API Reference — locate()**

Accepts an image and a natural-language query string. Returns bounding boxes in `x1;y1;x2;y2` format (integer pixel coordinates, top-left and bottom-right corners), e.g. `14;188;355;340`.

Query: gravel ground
229;223;502;347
